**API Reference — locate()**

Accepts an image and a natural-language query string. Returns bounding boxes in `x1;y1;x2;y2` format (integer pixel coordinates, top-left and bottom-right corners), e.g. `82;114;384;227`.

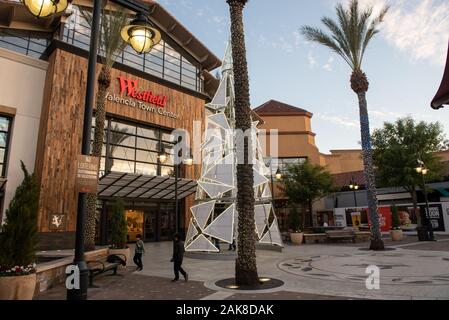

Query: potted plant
390;205;403;241
288;206;304;245
108;198;130;265
0;162;39;300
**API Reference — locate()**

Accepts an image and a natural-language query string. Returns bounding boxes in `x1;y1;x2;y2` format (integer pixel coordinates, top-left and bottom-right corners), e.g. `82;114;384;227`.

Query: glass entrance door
144;207;158;242
125;210;144;242
159;203;176;241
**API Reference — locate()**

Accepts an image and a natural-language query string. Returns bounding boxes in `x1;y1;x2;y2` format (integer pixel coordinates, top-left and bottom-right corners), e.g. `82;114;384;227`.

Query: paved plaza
37;236;449;300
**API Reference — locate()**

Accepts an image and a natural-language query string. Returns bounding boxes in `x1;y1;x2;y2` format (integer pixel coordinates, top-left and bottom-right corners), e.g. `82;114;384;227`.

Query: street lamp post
349;178;359;208
67;0;103;300
416;160;435;241
267;157;282;203
160;146;192;236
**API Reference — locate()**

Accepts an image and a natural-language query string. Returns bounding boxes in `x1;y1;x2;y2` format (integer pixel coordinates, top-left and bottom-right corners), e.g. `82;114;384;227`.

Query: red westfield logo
117;76;167;107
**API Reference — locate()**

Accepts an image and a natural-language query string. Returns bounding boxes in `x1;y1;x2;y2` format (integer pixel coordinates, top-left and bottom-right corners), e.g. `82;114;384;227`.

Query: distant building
254;99;449;233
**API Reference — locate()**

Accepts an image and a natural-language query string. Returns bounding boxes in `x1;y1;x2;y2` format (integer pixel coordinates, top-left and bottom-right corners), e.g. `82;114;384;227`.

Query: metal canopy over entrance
98;172;197;200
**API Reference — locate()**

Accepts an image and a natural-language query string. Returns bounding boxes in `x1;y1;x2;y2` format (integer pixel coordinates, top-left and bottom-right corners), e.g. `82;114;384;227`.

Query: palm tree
300;0;389;250
80;7;129;251
226;0;259;285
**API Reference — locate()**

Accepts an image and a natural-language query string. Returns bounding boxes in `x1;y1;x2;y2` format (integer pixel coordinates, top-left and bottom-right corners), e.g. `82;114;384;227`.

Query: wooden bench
84;249;126;287
355;231;371;243
326;230;356;243
303;233;327;244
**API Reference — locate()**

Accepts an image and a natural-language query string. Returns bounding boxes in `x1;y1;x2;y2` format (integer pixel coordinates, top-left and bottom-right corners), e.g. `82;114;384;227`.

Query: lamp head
158;152;167;164
275;168;282;180
121;12;161;54
22;0;68;18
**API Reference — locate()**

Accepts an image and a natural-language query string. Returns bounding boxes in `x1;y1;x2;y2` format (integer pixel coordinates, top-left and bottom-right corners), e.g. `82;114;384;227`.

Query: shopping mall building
256;99;449;234
0;0;222;248
1;0;448;250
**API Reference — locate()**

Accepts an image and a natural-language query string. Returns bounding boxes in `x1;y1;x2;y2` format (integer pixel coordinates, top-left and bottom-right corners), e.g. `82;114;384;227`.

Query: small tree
391;205;400;230
109;198;127;249
372;117;448;225
282;161;336;228
0;162;39;275
287;206;302;232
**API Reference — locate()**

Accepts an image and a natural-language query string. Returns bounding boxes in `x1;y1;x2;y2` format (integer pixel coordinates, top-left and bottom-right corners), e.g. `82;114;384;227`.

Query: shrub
287;206;302;233
0;162;39;276
109;198;128;249
391;205;401;230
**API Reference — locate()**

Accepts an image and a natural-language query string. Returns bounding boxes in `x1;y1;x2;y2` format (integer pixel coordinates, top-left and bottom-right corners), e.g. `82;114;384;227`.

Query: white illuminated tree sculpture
185;42;283;252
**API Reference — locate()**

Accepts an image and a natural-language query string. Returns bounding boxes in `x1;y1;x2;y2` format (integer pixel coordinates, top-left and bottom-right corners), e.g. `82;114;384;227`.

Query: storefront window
92;117;175;176
62;5;204;93
265;157;308;175
0;116;11;177
0;29;50;59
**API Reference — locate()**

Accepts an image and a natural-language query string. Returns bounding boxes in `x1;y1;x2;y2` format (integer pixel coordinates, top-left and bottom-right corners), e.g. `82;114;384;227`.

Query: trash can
417;227;430;241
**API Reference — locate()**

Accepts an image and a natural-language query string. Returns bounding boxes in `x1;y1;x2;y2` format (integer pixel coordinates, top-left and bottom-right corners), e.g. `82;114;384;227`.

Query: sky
155;0;449;154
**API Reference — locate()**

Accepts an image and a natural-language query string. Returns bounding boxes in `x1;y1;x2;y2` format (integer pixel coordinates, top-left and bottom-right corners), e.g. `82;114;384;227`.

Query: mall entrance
97;201;180;244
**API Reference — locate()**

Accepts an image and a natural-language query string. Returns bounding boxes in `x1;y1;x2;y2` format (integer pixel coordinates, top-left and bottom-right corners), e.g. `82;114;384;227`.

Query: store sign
105;76;180;119
421;204;445;232
76;155;100;194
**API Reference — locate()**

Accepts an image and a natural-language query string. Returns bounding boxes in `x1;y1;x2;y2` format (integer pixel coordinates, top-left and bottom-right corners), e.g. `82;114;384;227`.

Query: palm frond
79;6;129;70
300;25;353;68
301;0;389;71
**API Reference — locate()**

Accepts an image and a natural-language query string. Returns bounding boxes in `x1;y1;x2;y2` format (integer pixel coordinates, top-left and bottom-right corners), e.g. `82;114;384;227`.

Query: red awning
431;40;449;109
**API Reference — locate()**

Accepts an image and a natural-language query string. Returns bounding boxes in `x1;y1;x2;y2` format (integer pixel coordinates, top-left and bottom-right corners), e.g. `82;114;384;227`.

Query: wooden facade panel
36;49;206;233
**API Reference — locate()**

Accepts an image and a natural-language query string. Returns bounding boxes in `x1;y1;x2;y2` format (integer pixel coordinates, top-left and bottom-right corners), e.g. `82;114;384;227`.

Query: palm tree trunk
356;91;384;250
351;69;384;250
227;0;259;286
85;66;111;251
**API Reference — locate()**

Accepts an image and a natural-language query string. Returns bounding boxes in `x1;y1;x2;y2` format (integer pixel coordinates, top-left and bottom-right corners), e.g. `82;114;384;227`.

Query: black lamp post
416;160;436;241
349;178;359;208
267;157;282;203
160;146;192;235
66;0;102;300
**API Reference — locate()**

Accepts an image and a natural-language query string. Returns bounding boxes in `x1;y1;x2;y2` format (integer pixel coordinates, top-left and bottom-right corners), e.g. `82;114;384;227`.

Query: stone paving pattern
36;235;449;300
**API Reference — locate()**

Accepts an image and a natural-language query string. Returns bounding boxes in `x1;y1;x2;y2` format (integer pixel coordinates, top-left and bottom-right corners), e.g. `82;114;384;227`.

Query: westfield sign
105;76;179;119
117;76;167;107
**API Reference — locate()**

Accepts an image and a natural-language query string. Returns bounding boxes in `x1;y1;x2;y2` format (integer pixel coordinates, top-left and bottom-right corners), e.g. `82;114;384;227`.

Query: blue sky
156;0;449;153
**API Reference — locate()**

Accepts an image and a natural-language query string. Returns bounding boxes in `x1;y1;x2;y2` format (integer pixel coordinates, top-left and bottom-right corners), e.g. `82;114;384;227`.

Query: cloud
257;30;302;54
322;56;334;71
316;113;359;128
334;0;449;66
308;51;317;68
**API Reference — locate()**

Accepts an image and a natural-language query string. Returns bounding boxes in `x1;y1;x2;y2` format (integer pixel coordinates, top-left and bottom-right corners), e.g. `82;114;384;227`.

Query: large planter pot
108;247;131;266
290;232;304;245
0;273;36;300
390;229;404;241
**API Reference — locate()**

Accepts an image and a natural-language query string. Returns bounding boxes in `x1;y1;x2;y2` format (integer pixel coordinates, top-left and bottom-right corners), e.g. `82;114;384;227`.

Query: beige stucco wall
0;48;47;222
321;149;364;174
436;150;449;162
257;113;322;165
258;114;312;132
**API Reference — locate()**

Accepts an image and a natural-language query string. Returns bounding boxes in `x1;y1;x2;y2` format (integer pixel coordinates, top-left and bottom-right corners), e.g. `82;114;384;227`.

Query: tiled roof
253;100;311;115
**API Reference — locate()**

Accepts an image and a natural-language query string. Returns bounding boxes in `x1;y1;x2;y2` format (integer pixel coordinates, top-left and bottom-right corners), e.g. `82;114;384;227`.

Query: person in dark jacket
170;233;188;282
